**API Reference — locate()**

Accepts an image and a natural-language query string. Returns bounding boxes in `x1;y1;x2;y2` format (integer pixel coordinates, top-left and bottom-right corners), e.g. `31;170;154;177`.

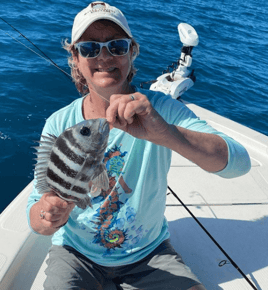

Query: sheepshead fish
33;118;110;209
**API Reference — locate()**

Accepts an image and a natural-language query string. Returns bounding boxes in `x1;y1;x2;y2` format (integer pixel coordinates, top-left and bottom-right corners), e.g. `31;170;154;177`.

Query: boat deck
167;102;268;289
0;102;267;289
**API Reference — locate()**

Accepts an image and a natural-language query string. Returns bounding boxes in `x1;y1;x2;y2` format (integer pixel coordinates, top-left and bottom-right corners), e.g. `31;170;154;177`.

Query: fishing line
1;19;121;204
0;18;110;104
168;185;258;290
0;17;72;82
0;27;77;84
1;17;258;290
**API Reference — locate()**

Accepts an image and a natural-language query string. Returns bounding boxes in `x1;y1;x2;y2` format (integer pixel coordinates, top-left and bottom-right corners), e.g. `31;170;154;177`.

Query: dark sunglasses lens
108;40;129;56
79;42;100;58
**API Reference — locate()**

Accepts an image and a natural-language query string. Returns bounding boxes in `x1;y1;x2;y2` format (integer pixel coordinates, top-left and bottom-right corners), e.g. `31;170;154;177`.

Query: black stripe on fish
47;168;72;190
83;158;97;169
83;159;105;180
63;129;83;150
50;186;80;202
72;185;88;194
56;137;85;165
80;173;92;182
50;151;78;178
79;159;102;181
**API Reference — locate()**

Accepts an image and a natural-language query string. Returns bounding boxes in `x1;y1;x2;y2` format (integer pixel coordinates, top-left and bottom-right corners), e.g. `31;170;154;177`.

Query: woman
27;2;251;289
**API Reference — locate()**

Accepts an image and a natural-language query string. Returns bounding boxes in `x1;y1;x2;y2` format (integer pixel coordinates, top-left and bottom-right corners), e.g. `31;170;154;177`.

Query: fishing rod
1;18;258;290
168;186;258;290
166;201;268;207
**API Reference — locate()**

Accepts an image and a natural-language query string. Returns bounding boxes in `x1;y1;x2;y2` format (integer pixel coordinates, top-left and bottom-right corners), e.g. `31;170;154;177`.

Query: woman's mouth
95;67;117;72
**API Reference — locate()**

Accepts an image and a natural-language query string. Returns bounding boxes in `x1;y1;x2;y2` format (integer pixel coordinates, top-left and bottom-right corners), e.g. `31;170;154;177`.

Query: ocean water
0;0;267;213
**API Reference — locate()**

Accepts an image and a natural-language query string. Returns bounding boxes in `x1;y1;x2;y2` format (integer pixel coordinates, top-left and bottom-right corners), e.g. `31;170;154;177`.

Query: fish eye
80;126;91;136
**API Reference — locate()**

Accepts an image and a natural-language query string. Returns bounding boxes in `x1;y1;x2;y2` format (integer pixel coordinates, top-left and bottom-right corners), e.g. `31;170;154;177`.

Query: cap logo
84;2;116;15
89;8;116;14
91;2;105;8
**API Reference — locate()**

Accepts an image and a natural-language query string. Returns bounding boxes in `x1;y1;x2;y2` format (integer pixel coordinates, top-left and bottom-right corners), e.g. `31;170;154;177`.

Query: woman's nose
97;46;113;60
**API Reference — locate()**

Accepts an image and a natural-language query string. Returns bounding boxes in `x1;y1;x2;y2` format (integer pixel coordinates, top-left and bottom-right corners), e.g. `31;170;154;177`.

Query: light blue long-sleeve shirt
26;88;251;266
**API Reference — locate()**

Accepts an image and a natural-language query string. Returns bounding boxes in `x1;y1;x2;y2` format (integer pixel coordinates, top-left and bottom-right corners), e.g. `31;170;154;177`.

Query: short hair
62;38;140;95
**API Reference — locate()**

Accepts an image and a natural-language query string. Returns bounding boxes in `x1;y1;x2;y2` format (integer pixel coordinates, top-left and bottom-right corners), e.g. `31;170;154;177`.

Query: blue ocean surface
0;0;267;213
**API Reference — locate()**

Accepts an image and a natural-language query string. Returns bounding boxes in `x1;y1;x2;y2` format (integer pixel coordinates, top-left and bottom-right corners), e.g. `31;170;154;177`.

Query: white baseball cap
72;1;133;43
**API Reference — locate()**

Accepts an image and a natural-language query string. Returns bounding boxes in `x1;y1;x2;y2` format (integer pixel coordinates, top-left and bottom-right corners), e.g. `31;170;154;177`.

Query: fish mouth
100;118;110;134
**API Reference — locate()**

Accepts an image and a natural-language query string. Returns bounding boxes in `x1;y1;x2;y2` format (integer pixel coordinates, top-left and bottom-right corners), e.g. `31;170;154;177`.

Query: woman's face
73;20;133;94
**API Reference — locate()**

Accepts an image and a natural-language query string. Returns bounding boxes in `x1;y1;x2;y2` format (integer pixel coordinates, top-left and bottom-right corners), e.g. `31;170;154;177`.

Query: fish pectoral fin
90;185;102;198
89;169;109;198
96;168;109;190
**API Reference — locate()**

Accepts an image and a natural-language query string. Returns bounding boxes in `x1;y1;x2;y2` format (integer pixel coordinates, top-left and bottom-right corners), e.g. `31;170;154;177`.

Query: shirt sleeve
151;92;251;178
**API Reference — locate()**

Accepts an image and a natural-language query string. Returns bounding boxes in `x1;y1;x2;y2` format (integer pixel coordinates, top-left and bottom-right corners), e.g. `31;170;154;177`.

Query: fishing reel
149;23;199;99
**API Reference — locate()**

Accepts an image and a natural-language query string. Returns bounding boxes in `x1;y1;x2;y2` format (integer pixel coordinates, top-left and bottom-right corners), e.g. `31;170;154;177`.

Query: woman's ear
72;46;80;65
130;45;138;61
72;53;79;65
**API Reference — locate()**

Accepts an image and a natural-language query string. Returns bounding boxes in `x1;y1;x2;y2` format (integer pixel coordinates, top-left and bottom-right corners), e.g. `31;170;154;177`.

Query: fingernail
127;118;133;124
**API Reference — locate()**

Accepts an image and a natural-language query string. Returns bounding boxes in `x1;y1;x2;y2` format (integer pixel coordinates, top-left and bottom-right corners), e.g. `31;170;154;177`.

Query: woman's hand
30;192;75;235
106;92;228;172
106;92;170;143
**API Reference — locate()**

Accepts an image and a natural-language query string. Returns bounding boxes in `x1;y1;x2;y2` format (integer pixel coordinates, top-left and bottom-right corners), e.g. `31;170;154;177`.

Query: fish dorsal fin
33;134;57;194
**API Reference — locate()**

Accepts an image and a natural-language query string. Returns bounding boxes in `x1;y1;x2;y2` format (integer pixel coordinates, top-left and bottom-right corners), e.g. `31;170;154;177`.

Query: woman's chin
89;77;127;92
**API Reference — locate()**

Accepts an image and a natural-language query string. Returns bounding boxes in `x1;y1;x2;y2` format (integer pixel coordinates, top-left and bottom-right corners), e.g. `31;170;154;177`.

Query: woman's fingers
107;93;149;125
39;192;75;228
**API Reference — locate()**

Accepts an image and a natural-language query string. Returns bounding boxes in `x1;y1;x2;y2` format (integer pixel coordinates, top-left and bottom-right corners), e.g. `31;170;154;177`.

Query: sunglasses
74;38;132;59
